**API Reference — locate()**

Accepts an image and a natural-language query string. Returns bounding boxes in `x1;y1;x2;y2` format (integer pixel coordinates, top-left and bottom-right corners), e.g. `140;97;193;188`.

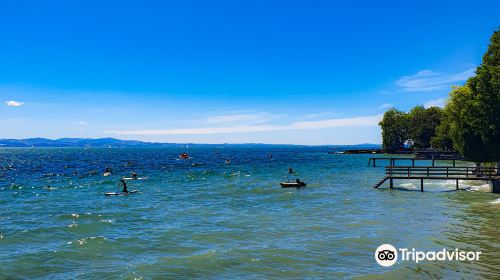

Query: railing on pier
368;157;463;167
385;166;498;179
373;166;499;191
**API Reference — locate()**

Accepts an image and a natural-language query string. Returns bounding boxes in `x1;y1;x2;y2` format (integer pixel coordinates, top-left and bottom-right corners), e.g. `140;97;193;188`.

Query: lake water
1;147;499;279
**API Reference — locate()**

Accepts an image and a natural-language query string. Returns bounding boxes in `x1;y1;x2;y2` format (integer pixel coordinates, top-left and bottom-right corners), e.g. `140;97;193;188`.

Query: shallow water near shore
0;147;499;279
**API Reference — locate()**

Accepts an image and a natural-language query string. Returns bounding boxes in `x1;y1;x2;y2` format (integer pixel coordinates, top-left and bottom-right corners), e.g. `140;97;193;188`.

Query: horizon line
0;137;382;147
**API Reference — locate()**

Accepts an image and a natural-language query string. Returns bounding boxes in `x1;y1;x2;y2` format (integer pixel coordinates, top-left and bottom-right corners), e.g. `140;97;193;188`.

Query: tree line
379;27;500;168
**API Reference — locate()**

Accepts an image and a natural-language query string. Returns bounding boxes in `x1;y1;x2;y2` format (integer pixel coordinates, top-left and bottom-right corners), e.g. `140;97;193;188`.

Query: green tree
379;109;409;152
430;114;454;151
408;106;442;149
444;85;489;163
466;28;500;171
431;28;500;173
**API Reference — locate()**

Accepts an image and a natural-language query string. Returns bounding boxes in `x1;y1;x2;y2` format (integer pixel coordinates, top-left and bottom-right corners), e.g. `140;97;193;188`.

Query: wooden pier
374;166;499;191
368;157;462;167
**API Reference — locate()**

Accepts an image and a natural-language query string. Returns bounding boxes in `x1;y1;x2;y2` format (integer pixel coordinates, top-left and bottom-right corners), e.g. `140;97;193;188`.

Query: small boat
280;181;307;188
179;152;190;159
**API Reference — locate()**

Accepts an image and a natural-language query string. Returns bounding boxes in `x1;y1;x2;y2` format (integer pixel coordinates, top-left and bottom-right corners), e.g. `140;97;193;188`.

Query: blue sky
1;0;499;144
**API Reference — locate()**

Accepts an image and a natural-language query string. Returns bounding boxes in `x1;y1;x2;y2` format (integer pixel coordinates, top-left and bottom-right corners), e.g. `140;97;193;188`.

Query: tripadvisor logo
375;244;482;267
375;244;398;267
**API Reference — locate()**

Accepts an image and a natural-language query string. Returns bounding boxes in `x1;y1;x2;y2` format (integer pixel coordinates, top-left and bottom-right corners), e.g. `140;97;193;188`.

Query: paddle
115;180;122;194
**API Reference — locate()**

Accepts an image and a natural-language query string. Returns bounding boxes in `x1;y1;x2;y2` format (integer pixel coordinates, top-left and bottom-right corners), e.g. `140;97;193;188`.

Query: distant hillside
0;138;163;147
0;138;381;148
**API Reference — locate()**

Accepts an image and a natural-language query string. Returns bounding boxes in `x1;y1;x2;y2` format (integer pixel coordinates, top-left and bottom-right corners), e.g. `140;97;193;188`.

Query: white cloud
204;112;278;124
395;68;475;92
5;100;25;107
379;103;393;109
299;111;338;120
104;114;382;135
423;97;447;108
78;121;89;125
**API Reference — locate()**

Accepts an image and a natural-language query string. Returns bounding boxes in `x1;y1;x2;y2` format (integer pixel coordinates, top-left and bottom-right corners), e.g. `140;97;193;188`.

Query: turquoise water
0;147;499;279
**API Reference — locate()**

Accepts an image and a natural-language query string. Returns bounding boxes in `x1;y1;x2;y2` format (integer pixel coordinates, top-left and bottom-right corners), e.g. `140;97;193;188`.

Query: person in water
105;166;112;173
120;179;128;193
131;172;138;180
288;167;295;174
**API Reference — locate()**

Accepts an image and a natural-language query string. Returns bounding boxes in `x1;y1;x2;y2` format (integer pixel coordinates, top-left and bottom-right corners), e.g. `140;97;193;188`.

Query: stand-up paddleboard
105;190;138;196
122;177;148;180
103;172;111;177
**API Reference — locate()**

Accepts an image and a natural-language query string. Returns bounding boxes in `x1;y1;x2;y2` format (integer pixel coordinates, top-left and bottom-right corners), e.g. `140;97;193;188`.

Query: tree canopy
379;107;442;152
380;27;500;165
434;28;500;163
408;106;442;148
379;109;409;153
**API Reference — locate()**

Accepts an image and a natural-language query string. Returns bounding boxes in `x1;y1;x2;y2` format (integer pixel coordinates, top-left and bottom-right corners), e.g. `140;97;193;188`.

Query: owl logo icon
375;244;398;267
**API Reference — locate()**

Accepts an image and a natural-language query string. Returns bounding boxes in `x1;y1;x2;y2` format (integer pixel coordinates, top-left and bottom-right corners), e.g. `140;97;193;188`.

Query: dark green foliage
383;28;500;166
443;85;489;162
379;109;409;152
408;106;442;148
379;107;443;152
433;28;500;163
430;116;454;151
464;28;500;162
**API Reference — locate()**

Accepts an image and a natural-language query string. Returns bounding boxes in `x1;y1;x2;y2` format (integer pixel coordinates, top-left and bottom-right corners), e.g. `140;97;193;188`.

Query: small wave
465;183;492;192
489;198;500;205
68;236;106;245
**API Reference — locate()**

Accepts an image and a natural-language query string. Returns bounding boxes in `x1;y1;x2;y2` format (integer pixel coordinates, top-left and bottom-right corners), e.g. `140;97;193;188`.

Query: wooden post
412;159;415;166
420;179;424;192
432;157;435;167
373;159;376;167
456;179;459;190
390;178;393;189
453;159;456;167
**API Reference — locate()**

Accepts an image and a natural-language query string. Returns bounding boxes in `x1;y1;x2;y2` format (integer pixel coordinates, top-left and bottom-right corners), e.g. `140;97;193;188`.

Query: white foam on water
489;198;500;205
464;183;492;192
399;182;416;189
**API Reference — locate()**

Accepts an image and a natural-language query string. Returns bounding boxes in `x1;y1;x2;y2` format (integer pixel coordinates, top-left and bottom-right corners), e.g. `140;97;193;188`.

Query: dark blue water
0;147;499;279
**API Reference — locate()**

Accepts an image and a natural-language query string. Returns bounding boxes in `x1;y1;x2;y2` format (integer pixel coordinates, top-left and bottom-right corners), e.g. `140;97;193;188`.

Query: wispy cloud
78;121;89;125
204;112;279;124
395;68;475;92
298;111;338;120
5;100;25;107
379;103;393;109
423;97;447;108
104;114;382;135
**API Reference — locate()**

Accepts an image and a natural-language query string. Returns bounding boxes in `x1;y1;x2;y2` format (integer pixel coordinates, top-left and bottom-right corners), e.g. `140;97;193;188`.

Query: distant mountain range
0;138;381;148
0;138;164;147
